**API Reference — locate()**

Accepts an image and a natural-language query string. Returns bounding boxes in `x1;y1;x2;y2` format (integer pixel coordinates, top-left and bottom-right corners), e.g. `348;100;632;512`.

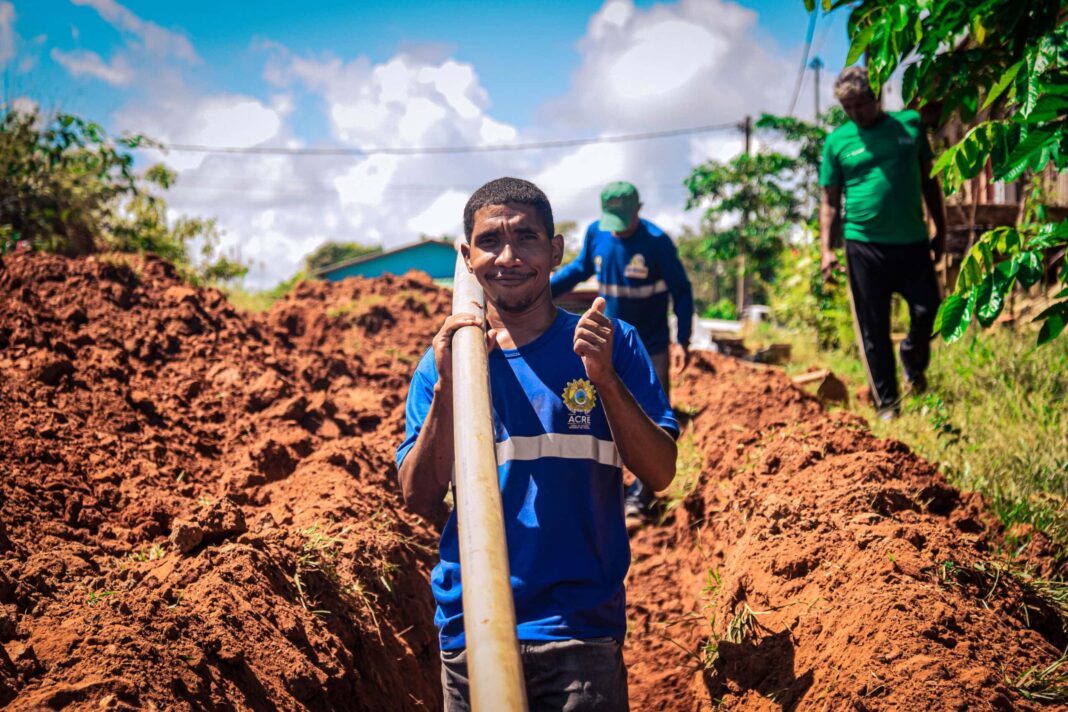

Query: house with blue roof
314;238;458;285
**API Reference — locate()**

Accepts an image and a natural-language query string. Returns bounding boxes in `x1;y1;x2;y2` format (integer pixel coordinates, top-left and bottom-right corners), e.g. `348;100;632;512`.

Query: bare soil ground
1;252;1063;710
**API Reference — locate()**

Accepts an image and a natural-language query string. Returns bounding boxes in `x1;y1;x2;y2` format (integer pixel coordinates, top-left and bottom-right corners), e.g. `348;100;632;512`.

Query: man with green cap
551;181;693;522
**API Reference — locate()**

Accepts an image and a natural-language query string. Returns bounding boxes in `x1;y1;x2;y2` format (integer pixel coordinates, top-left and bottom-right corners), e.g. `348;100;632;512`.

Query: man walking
820;66;947;419
397;177;679;711
550;181;693;521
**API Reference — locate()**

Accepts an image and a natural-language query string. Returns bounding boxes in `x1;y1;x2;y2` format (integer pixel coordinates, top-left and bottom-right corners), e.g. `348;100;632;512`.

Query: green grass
659;426;704;520
752;323;1068;566
225;286;281;313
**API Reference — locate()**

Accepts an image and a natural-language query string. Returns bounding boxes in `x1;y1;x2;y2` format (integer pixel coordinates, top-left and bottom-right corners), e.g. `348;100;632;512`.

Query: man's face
462;202;563;313
840;91;882;128
611;207;641;238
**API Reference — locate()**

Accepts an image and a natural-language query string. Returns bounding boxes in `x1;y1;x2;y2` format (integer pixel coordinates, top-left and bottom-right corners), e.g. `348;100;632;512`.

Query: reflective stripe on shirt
600;280;668;299
496;433;622;469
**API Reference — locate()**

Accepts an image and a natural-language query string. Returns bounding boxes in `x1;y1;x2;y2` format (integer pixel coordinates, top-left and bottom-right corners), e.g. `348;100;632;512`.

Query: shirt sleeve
550;224;595;298
819;134;842;187
395;348;439;470
657;235;694;348
612;321;679;439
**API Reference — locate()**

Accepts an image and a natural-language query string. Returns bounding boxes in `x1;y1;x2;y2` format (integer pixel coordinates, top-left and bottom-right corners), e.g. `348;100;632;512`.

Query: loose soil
1;252;1063;710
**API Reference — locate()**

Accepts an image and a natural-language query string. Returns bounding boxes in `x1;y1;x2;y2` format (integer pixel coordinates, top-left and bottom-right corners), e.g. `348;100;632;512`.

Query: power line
147;121;740;157
787;7;819;116
162;180;694;200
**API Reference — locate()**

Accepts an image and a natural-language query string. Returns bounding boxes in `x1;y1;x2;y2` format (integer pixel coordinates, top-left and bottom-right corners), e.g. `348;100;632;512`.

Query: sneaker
624;499;646;530
878;407;898;422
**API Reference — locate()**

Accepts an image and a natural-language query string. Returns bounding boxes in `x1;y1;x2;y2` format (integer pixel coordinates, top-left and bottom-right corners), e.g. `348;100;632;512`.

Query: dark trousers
845;239;941;411
441;637;629;711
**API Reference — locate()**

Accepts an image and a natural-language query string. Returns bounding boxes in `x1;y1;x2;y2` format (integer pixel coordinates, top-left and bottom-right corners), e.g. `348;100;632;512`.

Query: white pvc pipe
450;250;528;711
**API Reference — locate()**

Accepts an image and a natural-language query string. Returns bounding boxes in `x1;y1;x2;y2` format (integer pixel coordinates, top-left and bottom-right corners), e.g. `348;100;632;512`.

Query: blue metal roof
315;240;458;282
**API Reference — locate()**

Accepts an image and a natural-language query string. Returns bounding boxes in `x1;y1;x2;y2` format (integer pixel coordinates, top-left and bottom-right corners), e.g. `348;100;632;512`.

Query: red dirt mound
0;253;443;710
266;271;452;365
625;355;1065;711
2;251;1064;711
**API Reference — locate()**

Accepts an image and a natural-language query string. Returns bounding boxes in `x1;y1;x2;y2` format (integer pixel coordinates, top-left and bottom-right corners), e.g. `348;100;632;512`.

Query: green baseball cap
600;181;640;233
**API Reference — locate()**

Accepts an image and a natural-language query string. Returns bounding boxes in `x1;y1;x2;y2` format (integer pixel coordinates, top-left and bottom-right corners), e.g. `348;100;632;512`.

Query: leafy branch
807;0;1068;344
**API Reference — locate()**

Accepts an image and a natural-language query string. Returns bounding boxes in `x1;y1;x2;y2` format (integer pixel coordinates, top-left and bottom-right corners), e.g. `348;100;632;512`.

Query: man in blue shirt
550;181;693;522
397;177;678;711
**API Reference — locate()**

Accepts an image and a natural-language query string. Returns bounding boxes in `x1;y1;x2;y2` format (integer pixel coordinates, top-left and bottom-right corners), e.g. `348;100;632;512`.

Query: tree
685;152;802;306
816;0;1068;344
684;109;846;308
303;241;382;273
555;220;581;265
0;107;245;284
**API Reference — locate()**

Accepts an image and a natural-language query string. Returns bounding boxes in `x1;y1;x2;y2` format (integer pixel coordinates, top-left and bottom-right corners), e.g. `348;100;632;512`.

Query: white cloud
90;0;820;289
535;143;626;207
533;0;798;235
406;190;467;237
334;155;401;209
70;0;198;63
119;94;282;172
0;2;14;69
50;47;133;85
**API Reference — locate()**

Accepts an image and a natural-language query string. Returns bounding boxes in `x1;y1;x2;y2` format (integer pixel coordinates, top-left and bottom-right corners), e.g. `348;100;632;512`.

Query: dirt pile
0;253;444;710
266;272;451;365
2;251;1063;711
626;355;1065;711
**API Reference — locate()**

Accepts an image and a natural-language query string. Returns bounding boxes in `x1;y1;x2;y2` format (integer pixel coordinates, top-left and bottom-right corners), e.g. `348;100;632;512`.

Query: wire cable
148;121;740;157
787;7;819;116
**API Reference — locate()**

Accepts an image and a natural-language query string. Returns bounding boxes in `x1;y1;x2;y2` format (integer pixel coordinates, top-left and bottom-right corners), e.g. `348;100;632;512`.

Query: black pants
845;239;941;411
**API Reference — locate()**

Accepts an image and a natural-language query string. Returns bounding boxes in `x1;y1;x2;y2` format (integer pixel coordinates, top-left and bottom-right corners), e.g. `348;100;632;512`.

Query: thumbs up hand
574;297;615;385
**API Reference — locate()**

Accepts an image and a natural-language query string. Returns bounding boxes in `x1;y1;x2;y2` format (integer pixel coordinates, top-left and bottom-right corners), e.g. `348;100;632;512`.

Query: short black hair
463;177;554;242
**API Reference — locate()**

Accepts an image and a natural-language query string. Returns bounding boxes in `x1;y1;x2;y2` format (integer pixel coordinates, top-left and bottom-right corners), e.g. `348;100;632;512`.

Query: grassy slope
748;323;1068;565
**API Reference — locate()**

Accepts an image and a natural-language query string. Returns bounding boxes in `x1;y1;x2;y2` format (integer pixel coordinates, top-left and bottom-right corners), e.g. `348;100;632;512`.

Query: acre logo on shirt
562;378;597;430
624;254;648;279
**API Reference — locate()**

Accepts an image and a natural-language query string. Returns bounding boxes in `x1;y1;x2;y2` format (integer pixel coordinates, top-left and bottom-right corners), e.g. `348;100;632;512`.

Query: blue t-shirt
550;218;694;355
396;309;678;651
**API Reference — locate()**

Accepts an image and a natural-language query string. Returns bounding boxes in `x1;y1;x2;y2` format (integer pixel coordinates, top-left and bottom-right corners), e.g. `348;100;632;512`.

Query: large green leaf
975;266;1013;328
846;24;876;67
938;292;972;342
955;252;984;291
1035;302;1068;345
994;125;1055;181
1027;220;1068;250
988;226;1022;255
1013;251;1044;287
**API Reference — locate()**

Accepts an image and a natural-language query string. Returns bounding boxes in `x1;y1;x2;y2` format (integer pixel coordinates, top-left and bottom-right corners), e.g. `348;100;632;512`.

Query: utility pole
737;115;752;316
810;57;824;121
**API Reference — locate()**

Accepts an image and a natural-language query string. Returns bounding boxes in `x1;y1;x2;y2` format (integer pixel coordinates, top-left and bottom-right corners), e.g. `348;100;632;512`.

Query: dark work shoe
906;374;928;395
624;498;648;530
877;405;900;422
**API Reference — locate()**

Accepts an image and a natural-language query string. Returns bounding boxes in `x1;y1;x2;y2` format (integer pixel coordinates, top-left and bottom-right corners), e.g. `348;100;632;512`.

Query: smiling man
396;177;678;711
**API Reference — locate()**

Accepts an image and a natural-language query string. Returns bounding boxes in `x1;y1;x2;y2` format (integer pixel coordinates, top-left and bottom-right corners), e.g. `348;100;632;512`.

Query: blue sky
1;0;858;286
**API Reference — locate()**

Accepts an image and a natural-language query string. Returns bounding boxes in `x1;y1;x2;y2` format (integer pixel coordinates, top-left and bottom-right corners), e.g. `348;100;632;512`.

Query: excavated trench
0;252;1062;710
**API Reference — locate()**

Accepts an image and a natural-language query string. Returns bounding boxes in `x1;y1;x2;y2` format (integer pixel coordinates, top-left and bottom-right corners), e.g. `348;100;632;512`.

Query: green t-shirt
819;110;934;245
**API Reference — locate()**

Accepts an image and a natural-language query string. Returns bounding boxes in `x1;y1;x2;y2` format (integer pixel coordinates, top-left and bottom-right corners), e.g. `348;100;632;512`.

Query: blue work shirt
550;219;694;355
396;309;678;651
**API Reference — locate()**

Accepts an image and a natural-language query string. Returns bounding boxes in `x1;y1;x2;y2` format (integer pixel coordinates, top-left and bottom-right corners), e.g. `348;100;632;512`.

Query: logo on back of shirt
624;253;648;279
562;378;597;430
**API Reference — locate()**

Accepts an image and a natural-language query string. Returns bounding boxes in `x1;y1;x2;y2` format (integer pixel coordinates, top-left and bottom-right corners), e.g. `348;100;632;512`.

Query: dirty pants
440;637;629;711
845;239;941;411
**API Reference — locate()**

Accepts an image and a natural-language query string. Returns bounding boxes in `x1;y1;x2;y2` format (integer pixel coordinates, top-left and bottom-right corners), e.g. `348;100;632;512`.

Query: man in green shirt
819;66;947;418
